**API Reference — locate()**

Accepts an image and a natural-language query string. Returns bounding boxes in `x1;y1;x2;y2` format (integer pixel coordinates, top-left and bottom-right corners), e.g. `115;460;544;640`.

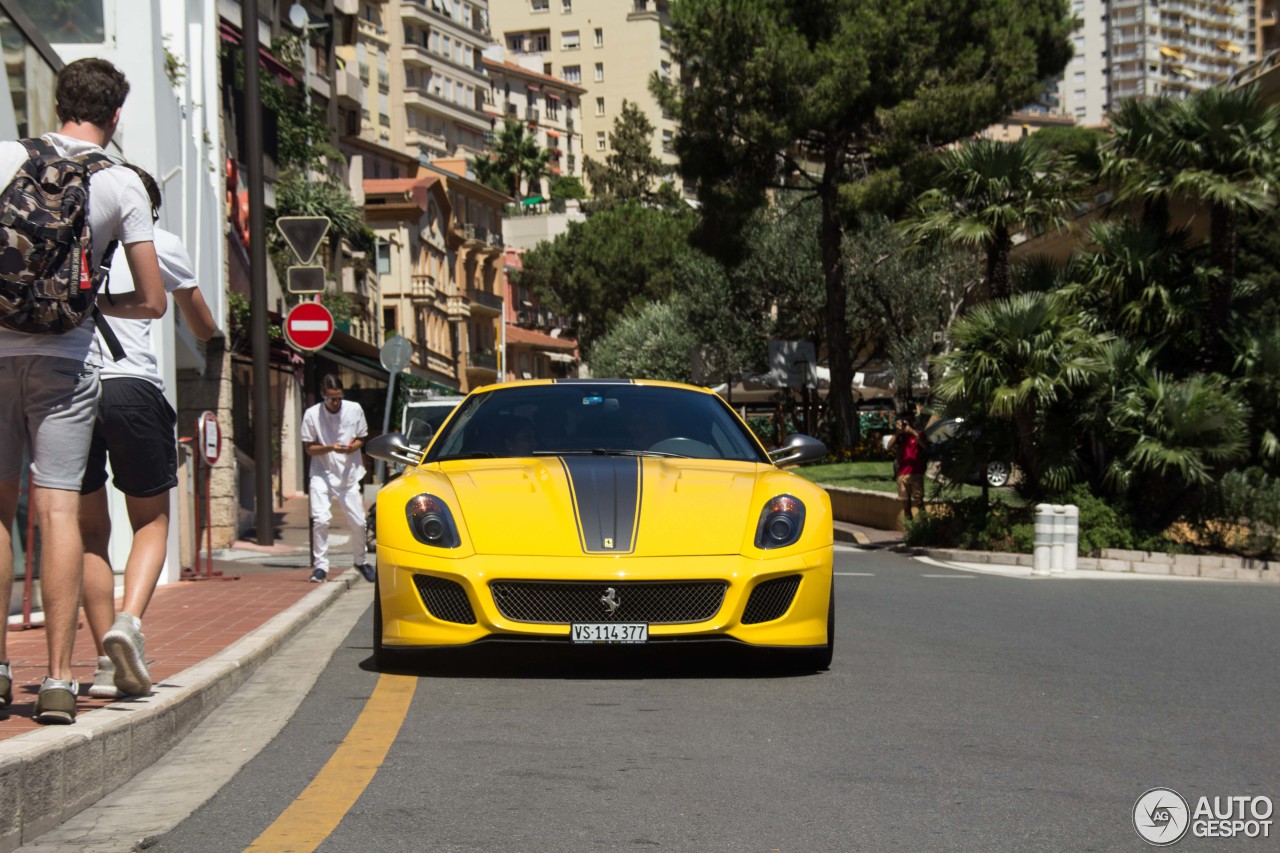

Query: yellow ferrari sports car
365;379;834;670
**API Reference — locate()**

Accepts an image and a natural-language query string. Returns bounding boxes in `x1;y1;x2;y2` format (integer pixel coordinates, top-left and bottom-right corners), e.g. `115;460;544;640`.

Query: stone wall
175;343;237;550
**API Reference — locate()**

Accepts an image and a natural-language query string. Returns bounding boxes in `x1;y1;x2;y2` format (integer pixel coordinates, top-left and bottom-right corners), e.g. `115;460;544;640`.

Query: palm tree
932;292;1107;496
1099;96;1181;233
469;119;552;201
1106;371;1251;528
1166;86;1280;370
905;137;1073;302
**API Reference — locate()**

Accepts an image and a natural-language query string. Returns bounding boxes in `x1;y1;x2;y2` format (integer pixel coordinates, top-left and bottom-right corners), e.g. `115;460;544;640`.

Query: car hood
442;456;770;557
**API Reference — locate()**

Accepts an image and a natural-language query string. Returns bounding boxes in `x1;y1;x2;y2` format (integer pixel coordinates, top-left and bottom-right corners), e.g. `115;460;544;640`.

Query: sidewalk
0;495;366;852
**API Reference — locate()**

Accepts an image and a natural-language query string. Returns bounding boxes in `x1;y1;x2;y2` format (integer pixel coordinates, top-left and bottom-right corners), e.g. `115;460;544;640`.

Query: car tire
791;584;834;672
372;572;409;672
986;461;1011;488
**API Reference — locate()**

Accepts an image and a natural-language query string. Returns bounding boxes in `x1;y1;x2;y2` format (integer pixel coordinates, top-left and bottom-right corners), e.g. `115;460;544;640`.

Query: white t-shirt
93;227;197;385
0;133;154;366
301;400;369;488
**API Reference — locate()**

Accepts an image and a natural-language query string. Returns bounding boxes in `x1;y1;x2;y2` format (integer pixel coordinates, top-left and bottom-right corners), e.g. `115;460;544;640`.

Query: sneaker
103;613;152;696
309;568;328;583
357;563;376;583
34;677;78;724
0;662;11;709
89;656;121;699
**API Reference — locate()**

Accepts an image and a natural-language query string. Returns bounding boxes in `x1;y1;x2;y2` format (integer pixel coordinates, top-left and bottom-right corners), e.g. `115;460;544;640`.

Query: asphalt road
104;548;1280;851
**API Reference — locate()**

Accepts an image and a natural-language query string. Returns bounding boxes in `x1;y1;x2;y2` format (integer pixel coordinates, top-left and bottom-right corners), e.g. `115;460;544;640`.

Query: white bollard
1064;504;1079;573
1050;504;1066;574
1033;503;1053;576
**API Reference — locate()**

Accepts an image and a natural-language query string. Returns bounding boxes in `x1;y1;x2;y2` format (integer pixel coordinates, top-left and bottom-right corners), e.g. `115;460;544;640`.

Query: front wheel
790;585;834;671
986;461;1011;488
372;571;409;672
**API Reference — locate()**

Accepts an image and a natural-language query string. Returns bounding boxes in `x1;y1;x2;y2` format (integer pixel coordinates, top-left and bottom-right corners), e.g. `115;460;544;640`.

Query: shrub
904;498;1032;552
1195;468;1280;557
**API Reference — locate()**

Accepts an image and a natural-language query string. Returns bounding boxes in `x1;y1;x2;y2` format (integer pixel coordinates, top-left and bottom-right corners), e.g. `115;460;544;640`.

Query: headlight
405;494;461;548
755;494;805;549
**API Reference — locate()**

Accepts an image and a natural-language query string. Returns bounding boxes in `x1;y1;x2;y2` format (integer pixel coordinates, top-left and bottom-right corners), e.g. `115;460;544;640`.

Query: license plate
570;623;649;644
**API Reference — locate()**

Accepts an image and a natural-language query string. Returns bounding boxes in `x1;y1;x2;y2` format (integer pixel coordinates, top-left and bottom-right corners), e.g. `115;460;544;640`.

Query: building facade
481;49;585;198
1056;0;1255;127
487;0;677;191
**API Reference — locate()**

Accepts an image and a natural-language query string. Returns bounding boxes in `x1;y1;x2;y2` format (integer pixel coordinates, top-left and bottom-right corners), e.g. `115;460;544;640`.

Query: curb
918;548;1278;583
0;572;360;853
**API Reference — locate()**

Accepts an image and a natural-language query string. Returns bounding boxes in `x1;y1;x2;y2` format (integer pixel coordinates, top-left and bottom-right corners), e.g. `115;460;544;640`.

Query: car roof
466;378;721;397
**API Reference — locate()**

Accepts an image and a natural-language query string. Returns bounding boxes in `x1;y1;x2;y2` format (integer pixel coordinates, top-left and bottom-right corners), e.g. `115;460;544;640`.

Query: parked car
923;417;1013;488
365;379;835;671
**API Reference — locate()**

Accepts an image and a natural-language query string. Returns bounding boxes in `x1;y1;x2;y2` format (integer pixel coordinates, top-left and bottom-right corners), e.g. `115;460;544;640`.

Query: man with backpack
0;58;167;724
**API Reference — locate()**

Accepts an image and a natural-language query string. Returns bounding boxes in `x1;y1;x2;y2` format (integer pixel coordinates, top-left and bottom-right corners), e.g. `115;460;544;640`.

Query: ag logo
1134;787;1190;846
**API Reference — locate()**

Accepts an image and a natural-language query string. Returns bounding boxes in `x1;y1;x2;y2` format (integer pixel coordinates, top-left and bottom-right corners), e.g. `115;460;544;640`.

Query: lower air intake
413;575;477;624
741;575;801;624
489;581;727;624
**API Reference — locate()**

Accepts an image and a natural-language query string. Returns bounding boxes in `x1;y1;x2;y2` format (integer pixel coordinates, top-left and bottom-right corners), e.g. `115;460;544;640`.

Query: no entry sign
284;301;335;352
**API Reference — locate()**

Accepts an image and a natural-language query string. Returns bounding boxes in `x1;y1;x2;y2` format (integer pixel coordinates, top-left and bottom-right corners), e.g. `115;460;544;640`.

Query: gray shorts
0;355;101;490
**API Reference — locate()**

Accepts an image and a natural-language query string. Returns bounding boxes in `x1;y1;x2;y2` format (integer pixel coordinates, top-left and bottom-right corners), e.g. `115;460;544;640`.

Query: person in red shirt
887;408;929;522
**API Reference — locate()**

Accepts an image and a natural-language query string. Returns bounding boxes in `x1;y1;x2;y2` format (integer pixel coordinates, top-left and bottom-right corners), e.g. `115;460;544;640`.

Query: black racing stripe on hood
559;456;641;554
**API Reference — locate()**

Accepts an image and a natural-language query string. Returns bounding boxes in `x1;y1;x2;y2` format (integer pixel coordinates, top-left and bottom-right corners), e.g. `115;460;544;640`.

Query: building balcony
357;17;390;45
403;42;433;68
335;67;363;109
468;349;498;371
447;295;470;320
526;107;540;123
411;274;436;300
467;288;503;313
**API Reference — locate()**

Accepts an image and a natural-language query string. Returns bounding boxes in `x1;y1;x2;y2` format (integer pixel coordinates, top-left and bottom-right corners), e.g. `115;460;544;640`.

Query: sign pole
375;336;414;484
377;372;397;485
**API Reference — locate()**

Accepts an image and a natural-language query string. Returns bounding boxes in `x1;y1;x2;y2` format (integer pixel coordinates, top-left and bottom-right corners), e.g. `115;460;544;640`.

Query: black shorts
80;378;178;498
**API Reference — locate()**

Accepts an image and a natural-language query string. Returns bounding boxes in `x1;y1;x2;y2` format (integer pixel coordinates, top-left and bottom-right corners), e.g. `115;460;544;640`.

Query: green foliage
904;137;1073;300
320;289;356;326
933;292;1108;495
903;499;1032;552
470;119;551;199
227;292;282;353
582;100;673;209
654;0;1073;450
549;175;587;200
1196;468;1280;557
516;203;696;355
587;301;698;382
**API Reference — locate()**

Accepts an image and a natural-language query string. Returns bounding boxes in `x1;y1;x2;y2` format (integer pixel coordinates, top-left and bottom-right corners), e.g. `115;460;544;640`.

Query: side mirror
366;433;422;467
769;433;828;467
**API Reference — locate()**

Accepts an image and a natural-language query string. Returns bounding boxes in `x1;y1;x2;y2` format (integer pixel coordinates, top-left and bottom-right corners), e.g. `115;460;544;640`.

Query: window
532;0;548;11
562;0;572;10
660;60;671;79
507;34;522;52
662;129;673;154
442;35;450;56
384;306;397;333
594;62;603;82
534;32;550;51
596;131;606;151
562;30;579;49
376;241;392;275
594;27;603;46
563;64;581;83
595;96;605;116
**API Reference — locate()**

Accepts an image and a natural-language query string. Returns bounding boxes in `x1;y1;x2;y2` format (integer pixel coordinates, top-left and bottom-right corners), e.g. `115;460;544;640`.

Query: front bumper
376;544;833;649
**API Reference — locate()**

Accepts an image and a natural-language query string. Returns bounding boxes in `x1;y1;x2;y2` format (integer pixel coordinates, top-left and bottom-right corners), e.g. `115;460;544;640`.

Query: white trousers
310;477;366;571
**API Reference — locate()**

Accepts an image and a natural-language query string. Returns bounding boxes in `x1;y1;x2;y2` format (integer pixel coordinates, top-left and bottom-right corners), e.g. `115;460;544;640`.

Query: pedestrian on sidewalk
0;58;167;724
887;406;929;523
79;164;217;700
301;374;373;584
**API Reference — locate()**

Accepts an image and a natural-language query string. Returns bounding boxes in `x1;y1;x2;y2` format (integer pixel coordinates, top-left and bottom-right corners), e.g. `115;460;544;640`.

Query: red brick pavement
2;521;352;738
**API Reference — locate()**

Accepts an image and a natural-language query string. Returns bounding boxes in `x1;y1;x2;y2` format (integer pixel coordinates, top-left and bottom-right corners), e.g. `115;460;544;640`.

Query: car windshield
403;403;460;448
427;384;769;463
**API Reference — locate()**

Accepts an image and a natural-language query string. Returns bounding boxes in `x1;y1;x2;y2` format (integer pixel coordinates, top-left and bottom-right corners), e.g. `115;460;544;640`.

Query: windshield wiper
532;448;689;459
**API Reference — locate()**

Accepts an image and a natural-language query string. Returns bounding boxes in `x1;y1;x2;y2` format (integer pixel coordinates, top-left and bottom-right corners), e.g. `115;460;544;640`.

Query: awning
546;92;560;100
526;84;541;92
546;130;559;138
520;195;545;205
1158;45;1185;60
547;352;576;363
218;23;297;84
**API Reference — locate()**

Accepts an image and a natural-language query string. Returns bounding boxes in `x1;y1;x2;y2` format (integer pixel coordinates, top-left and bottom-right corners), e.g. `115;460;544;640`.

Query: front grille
489;580;727;624
741;575;801;624
413;575;477;624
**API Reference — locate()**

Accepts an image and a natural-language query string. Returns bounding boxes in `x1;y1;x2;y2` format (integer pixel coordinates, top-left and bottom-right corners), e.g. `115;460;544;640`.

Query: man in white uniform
301;374;373;583
0;58;167;724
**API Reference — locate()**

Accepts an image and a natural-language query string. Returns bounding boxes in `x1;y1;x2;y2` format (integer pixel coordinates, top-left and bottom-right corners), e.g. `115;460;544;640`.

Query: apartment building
488;0;677;192
481;49;586;198
1058;0;1255;126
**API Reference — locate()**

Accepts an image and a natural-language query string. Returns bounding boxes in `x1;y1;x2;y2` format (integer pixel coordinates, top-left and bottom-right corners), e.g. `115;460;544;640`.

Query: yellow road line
245;674;416;853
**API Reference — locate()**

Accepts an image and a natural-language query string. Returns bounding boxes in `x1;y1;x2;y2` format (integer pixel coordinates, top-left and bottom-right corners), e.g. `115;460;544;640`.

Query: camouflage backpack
0;137;124;359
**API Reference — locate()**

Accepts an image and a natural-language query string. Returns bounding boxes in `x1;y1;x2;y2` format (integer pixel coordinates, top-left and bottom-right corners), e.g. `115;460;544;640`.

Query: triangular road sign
276;216;331;264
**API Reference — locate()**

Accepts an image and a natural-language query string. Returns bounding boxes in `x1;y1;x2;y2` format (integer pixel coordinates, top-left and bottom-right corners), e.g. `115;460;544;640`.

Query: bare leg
80;487;115;657
32;484;84;681
0;479;18;663
119;492;170;619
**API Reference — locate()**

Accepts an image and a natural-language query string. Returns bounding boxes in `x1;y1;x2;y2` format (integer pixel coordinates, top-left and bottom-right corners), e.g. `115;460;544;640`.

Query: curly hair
55;58;130;127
